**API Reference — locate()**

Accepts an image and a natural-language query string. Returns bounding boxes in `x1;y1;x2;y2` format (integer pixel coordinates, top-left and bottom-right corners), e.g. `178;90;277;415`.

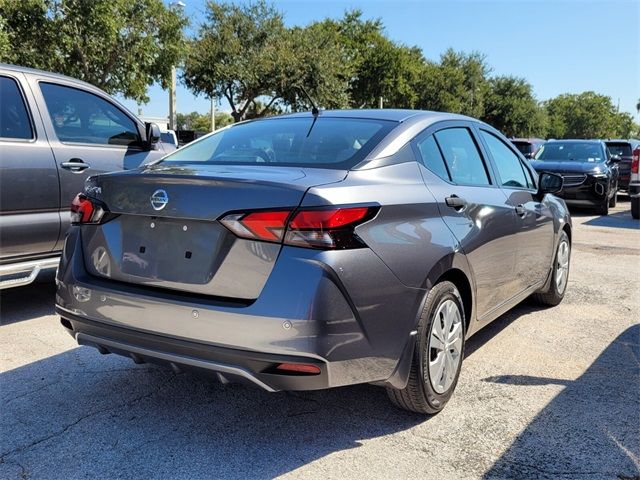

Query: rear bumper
56;227;425;390
58;311;329;391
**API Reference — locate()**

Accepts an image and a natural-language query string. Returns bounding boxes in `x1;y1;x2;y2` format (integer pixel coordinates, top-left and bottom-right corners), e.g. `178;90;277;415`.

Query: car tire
533;231;570;306
386;281;465;415
596;198;609;216
632;197;640;220
608;191;617;208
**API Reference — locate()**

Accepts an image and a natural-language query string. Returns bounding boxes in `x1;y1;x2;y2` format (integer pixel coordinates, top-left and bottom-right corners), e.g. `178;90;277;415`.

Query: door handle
445;195;467;210
515;205;526;216
60;158;90;172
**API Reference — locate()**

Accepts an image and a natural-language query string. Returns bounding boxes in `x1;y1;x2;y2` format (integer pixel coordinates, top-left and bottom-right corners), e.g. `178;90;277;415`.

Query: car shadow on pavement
0;345;425;479
482;324;640;479
582;209;638;230
0;272;57;325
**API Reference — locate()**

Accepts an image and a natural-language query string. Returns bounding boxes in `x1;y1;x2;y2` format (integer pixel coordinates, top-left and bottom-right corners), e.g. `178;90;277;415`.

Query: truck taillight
631;147;640;174
220;206;379;249
70;193;106;224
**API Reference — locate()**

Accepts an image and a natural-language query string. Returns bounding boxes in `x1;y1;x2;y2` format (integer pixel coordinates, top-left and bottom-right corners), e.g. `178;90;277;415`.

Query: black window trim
37;80;145;150
413;121;497;188
476;126;538;193
0;73;37;143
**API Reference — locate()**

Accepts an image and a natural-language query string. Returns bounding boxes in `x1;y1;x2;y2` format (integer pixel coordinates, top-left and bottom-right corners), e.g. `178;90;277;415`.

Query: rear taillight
70;193;105;224
631;147;640;174
220;206;378;249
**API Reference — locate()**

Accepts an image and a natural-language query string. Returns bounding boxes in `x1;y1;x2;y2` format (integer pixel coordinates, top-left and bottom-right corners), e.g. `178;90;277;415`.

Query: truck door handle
61;158;90;172
445;195;467;210
515;205;526;216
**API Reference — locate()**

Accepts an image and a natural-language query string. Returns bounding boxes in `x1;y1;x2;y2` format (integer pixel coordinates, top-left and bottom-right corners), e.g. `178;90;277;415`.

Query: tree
314;10;423;109
176;111;233;132
482;76;547;137
0;0;187;103
544;92;623;139
416;49;491;118
182;0;350;122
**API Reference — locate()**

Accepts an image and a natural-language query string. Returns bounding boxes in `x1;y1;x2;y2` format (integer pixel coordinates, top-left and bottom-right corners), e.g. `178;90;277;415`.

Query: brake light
219;206;378;249
70;193;105;224
275;363;321;375
631;147;640;174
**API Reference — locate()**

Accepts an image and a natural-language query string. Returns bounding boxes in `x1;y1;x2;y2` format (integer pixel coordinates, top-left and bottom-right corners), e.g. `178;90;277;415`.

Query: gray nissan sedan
55;109;571;414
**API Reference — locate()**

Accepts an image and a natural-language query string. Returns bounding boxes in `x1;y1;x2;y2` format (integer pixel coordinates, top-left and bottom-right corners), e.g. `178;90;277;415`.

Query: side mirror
145;122;161;150
537;172;563;196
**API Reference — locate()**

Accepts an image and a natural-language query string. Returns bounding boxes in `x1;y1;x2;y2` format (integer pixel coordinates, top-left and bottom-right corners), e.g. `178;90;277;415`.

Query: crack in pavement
0;389;159;463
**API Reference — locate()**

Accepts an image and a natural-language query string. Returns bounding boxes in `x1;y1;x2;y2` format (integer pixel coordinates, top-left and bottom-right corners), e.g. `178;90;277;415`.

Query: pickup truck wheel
386;281;465;415
632;197;640;220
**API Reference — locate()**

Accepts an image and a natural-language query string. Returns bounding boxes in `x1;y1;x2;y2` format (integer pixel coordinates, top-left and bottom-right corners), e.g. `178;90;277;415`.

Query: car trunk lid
80;164;346;299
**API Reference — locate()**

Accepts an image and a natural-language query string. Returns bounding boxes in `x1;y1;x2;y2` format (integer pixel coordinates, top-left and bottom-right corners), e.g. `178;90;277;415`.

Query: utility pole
210;97;216;132
169;66;177;130
168;1;185;131
378;96;383;109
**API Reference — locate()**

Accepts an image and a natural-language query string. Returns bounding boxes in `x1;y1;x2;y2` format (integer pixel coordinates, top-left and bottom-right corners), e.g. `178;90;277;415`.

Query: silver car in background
56;110;571;414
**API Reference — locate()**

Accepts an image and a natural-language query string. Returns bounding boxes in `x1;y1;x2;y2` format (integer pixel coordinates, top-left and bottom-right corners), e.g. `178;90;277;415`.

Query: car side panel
0;71;61;259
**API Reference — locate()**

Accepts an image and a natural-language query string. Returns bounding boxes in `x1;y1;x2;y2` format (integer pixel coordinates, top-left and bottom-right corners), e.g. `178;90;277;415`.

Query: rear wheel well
562;223;572;244
435;269;472;331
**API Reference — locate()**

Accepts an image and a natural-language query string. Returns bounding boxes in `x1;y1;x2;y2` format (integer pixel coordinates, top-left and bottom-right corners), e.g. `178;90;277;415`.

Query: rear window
606;143;632;157
535;142;604;162
161;117;396;169
512;142;533;156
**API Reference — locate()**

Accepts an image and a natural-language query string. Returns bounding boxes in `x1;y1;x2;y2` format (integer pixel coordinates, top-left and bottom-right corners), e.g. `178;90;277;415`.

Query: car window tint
162;117;396;169
0;76;33;140
434;128;490;185
415;134;450;180
480;131;531;189
39;82;140;146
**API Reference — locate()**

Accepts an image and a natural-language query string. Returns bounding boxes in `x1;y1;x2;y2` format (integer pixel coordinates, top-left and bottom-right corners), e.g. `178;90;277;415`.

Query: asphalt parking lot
1;199;638;480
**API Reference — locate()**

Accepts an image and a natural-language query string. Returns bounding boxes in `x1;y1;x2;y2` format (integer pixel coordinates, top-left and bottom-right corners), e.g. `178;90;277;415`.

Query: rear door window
415;134;450;180
39;82;140;146
0;76;33;140
480;130;533;189
606;143;632;157
433;127;491;186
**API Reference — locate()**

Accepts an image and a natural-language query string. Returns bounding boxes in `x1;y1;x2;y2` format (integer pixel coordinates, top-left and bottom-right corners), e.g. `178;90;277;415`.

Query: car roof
604;139;640;145
278;109;476;123
546;139;604;144
511;138;545;143
0;63;97;90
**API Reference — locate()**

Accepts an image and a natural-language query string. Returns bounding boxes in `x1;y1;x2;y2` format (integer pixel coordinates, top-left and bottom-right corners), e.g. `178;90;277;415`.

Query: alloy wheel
555;240;570;294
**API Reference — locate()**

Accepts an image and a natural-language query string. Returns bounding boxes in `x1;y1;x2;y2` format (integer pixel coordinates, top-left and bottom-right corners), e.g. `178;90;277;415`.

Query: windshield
535;142;604;162
606;143;632;157
161;117;396;169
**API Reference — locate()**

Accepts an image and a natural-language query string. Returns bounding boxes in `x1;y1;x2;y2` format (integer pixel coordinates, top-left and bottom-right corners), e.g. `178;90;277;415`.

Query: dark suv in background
605;139;640;192
511;138;545;159
531;140;619;215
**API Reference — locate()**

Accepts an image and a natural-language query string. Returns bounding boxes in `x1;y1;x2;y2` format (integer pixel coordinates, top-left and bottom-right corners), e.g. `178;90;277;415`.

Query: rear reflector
275;363;321;375
220;205;378;249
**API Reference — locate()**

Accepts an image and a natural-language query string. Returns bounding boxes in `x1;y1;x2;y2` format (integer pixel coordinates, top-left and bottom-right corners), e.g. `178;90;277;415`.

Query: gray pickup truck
0;64;168;288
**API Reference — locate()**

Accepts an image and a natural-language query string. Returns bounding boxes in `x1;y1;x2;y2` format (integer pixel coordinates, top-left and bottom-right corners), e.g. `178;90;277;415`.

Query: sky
118;0;640;122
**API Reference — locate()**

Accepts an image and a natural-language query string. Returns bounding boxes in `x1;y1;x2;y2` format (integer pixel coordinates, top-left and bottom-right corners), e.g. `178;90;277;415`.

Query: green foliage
416;50;491;118
482;76;547;138
176;111;233;132
544;92;638;139
0;0;187;103
183;0;350;122
314;10;423;109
